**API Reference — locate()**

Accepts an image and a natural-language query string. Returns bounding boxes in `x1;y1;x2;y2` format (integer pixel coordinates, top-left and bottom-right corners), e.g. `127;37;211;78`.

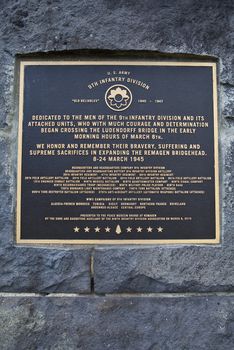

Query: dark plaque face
16;60;219;244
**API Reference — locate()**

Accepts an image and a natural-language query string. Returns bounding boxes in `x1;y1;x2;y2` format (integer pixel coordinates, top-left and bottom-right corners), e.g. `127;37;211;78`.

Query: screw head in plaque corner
105;84;132;111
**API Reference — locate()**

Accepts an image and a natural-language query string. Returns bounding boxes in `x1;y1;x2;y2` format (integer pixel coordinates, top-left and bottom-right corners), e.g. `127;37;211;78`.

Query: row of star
73;226;164;233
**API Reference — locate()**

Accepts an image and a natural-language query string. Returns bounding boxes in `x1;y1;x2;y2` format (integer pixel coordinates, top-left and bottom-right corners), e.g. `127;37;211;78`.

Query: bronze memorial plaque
16;60;219;244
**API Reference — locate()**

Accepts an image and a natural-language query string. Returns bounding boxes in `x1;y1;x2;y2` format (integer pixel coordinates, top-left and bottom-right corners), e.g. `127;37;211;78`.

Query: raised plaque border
16;60;220;245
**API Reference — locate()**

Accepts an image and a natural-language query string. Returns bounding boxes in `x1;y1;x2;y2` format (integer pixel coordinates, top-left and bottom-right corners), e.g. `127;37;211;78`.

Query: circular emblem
105;84;132;111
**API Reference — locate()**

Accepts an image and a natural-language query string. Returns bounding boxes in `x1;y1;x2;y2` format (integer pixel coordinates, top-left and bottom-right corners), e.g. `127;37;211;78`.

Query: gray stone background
0;0;234;349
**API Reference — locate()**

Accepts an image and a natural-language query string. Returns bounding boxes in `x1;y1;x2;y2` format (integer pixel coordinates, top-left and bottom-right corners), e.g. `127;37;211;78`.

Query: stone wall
0;0;233;349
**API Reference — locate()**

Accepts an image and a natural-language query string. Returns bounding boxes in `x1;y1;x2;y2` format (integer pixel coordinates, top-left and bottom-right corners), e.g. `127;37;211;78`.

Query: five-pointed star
95;226;100;232
126;227;132;232
105;227;111;232
137;227;142;232
157;227;163;232
73;227;80;232
147;227;153;232
84;227;90;232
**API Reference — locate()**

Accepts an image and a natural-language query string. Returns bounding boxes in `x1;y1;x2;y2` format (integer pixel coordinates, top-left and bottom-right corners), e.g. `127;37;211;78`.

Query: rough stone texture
0;295;233;350
94;114;234;293
94;245;234;293
0;0;234;346
221;85;234;118
0;0;233;83
0;0;233;126
94;120;234;293
0;246;91;293
0;138;91;293
0;0;232;295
